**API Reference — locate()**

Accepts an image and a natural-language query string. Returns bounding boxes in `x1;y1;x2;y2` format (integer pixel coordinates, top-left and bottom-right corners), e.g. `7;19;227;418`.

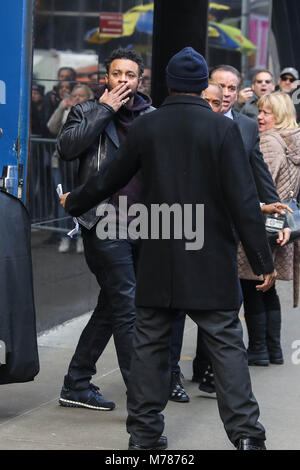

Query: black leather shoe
236;438;266;450
198;365;216;395
128;435;168;450
169;372;190;403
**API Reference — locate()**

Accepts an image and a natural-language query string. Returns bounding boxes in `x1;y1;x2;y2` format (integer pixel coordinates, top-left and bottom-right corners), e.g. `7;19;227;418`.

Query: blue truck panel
0;0;34;202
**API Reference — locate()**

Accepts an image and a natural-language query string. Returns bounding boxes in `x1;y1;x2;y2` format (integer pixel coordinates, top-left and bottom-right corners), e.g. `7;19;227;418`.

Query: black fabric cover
0;190;39;384
272;0;300;74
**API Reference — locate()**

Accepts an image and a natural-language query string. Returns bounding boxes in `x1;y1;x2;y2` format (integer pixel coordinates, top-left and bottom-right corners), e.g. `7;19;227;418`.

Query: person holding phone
235;70;275;120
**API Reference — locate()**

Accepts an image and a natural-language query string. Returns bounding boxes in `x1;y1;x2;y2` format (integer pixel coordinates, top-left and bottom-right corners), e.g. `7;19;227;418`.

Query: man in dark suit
190;65;288;392
210;65;279;204
60;48;276;450
172;67;285;393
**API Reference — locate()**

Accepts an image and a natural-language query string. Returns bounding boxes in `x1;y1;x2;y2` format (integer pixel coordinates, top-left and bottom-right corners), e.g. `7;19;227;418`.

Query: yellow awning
210;21;257;55
209;2;230;11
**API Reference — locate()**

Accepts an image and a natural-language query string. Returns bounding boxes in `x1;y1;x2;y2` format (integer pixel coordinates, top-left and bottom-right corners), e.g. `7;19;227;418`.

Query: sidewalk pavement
0;281;299;450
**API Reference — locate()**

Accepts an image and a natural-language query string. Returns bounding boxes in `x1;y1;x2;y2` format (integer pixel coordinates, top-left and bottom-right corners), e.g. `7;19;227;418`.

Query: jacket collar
161;94;212;111
231;109;239;121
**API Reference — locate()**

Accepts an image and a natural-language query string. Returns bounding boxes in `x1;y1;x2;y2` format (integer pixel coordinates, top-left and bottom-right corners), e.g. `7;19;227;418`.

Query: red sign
100;12;123;36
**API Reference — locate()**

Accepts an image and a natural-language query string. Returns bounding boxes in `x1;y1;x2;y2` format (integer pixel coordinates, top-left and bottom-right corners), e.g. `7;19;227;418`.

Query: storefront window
30;0;153;253
207;0;273;82
30;0;155;330
33;1;153;92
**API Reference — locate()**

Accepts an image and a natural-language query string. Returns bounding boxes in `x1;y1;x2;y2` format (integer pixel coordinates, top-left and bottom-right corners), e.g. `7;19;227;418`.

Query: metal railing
28;136;79;233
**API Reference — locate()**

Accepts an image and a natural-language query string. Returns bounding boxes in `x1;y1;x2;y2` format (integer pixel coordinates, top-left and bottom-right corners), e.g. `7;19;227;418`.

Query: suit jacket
65;95;274;311
232;110;279;204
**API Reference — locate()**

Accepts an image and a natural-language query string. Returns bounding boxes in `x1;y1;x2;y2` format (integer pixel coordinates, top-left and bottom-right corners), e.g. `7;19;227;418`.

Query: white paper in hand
56;184;80;238
56;184;63;197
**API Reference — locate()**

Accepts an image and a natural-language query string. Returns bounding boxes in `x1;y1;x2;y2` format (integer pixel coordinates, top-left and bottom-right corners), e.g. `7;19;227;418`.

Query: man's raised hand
99;83;132;112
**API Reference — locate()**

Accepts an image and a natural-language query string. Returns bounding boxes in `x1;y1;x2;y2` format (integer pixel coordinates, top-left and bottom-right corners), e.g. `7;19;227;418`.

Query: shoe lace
89;383;101;394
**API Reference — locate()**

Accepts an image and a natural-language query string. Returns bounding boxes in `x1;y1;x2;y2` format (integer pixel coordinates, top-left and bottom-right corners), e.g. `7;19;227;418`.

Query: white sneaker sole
59;397;115;411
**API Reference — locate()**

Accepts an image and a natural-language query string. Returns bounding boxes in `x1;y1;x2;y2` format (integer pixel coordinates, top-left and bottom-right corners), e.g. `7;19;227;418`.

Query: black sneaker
169;372;190;403
128;435;168;450
198;365;216;397
59;383;115;411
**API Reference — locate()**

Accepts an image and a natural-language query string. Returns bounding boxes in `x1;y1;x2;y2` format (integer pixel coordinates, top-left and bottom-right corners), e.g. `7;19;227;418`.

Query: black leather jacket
57;99;154;229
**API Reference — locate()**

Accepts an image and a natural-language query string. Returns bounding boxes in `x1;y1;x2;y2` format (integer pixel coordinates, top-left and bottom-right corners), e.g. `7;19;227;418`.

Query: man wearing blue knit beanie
60;47;275;450
165;46;209;93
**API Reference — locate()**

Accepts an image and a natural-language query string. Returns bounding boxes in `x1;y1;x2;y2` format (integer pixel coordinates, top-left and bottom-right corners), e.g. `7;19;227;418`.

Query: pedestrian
210;65;278;205
277;67;300;123
57;48;154;411
43;67;77;123
187;65;281;394
191;80;224;392
277;67;299;94
235;70;275;120
60;47;277;451
170;80;224;397
47;84;94;254
239;91;300;366
31;83;50;137
138;67;152;96
183;77;290;394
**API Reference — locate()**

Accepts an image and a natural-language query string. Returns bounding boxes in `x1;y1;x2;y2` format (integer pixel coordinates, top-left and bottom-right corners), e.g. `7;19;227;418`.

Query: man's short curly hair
105;48;145;77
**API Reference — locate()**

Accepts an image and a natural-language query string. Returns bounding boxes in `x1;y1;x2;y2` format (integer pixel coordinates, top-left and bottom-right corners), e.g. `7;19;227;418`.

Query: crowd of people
29;47;300;450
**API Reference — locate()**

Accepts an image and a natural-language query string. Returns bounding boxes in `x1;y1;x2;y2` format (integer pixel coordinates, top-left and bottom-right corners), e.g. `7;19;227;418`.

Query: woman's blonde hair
71;83;94;100
257;91;298;130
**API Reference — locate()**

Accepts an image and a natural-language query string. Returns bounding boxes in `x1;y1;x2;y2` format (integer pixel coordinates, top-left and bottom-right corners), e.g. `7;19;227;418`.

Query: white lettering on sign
0;80;6;104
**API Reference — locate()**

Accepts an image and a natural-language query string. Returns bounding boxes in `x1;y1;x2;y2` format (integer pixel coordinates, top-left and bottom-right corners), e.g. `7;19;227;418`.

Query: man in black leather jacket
57;48;154;411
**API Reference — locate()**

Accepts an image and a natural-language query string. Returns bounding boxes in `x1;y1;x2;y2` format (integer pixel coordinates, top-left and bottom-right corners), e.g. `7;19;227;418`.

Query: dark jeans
63;227;139;391
127;307;265;447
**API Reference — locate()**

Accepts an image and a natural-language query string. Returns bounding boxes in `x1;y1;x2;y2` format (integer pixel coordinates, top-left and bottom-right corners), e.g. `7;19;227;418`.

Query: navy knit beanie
166;47;209;93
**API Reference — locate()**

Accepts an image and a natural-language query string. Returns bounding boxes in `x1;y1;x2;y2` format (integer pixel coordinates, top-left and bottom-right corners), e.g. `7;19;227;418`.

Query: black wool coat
65;95;274;311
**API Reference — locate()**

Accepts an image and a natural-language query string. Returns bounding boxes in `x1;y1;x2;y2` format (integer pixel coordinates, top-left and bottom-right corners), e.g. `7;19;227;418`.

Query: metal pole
241;0;250;79
267;0;274;70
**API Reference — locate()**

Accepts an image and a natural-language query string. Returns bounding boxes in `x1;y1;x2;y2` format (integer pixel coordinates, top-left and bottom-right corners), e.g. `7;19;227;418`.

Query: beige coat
238;128;300;307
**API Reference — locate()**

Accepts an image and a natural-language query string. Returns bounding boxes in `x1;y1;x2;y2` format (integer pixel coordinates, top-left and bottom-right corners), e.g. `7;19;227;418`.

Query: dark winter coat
64;95;274;310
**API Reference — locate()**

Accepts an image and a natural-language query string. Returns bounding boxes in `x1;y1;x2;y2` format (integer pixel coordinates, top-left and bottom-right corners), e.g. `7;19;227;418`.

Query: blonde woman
47;84;94;136
239;91;300;366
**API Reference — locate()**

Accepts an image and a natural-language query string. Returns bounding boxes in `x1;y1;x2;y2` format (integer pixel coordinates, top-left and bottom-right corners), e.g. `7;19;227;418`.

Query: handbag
282;146;300;230
265;135;300;246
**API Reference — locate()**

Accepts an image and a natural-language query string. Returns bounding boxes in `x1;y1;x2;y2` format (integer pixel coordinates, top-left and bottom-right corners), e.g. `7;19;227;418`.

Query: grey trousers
126;307;266;448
